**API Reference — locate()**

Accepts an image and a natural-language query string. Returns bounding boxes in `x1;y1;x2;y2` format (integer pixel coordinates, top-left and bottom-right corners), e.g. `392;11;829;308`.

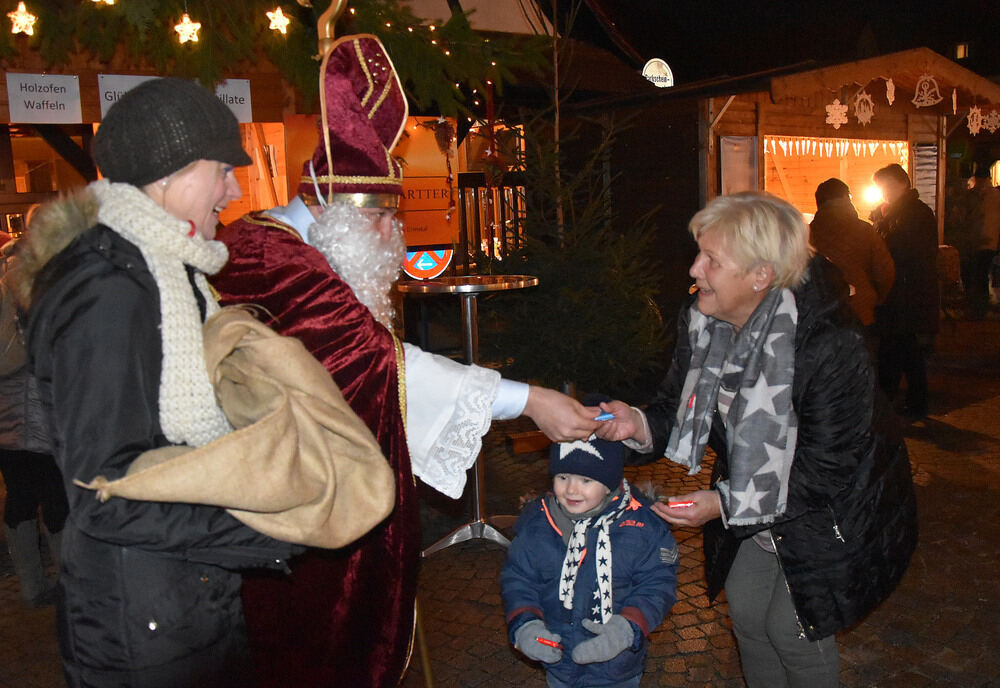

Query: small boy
501;437;678;688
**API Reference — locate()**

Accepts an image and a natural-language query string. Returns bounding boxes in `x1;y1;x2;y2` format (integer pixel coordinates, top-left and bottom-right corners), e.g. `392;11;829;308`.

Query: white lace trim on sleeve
403;343;500;498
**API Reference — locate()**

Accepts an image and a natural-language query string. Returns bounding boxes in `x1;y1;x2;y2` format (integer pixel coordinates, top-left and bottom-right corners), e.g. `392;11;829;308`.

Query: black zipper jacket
635;257;917;640
19;190;295;686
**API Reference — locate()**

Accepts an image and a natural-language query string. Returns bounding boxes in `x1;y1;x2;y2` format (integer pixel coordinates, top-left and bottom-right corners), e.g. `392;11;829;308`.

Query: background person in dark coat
11;78;297;688
0;238;67;608
809;178;895;333
962;165;1000;320
871;163;939;418
597;192;917;688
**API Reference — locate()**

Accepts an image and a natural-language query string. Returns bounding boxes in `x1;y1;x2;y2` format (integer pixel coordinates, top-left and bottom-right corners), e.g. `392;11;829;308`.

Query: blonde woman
599;192;917;688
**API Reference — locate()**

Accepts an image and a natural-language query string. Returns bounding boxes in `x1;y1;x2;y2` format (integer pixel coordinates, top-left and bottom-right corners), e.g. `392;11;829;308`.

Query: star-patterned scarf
557;479;632;623
666;287;798;526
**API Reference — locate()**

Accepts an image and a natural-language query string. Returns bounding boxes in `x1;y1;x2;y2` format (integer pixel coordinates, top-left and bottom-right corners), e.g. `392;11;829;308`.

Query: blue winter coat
501;486;678;687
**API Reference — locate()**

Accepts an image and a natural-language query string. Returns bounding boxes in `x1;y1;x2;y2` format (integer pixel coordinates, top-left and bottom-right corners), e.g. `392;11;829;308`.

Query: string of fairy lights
5;0;519;131
3;1;482;49
6;1;297;41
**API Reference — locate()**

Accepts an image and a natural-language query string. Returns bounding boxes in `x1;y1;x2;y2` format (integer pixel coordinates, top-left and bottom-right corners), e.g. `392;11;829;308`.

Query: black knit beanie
549;438;625;491
92;77;251;187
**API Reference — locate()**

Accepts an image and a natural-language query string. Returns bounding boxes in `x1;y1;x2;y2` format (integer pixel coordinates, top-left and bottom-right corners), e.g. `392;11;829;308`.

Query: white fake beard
308;202;406;329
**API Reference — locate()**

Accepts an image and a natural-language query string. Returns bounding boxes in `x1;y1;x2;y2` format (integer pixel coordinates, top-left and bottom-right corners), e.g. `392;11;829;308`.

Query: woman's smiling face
688;228;767;329
154;160;242;239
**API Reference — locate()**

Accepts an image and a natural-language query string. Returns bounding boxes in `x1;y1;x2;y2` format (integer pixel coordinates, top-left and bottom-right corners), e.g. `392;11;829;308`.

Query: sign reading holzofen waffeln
6;73;82;123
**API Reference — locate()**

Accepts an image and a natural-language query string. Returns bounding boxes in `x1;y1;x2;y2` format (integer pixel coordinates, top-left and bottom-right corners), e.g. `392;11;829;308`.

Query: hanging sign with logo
641;58;675;88
5;73;82;124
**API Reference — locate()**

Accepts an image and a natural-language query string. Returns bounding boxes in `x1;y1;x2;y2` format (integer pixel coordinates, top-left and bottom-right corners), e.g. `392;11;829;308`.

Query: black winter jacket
22;199;295;687
635;257;917;640
873;188;939;335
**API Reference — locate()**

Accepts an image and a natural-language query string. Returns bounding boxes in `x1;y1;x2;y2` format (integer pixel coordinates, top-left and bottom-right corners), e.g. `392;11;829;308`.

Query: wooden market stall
557;48;1000;314
704;48;1000;237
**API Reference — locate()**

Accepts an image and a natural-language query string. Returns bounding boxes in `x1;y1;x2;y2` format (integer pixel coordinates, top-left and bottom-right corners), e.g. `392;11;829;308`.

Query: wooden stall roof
568;47;1000;115
770;48;1000;108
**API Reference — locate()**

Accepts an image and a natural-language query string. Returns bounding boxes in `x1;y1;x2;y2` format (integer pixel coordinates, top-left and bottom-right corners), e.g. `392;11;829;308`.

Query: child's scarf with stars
558;478;632;623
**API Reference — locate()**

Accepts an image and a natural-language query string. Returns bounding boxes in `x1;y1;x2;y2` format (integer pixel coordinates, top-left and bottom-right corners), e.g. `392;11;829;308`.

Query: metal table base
397;275;538;557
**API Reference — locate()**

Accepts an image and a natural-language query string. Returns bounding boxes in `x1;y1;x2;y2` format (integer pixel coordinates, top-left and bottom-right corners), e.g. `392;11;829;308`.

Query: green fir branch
0;0;546;116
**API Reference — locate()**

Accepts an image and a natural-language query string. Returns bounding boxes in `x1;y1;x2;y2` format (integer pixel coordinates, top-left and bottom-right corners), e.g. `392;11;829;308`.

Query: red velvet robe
211;212;420;688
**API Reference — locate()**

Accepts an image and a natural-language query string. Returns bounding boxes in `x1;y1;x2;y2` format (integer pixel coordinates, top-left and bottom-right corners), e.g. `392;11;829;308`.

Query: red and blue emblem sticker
402;247;453;280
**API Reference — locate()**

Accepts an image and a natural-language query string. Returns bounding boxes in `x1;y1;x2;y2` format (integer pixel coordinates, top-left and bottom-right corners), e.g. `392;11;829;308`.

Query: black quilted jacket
21;197;295;686
636;257;917;640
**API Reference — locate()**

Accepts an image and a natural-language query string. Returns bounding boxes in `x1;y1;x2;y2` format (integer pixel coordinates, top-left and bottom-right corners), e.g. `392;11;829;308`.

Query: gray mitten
514;619;563;663
571;615;635;664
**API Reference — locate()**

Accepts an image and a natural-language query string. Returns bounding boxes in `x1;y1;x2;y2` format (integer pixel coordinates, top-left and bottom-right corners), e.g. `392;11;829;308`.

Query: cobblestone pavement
2;317;999;688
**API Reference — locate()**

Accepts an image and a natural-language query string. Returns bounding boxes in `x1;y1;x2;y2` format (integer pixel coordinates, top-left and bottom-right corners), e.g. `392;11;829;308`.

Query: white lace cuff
403;343;500;498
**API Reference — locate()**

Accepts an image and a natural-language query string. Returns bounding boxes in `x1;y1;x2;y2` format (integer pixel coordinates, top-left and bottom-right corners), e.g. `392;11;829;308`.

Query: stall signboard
215;80;252;123
98;74;158;118
6;73;82;124
96;76;252;122
396;116;460;248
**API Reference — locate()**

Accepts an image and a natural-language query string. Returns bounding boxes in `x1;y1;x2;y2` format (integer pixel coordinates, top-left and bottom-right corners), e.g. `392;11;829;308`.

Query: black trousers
960;249;996;319
0;448;68;530
877;332;930;416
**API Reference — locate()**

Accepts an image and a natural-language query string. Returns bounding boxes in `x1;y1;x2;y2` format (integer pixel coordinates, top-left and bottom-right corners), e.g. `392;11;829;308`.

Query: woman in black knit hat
9;77;297;688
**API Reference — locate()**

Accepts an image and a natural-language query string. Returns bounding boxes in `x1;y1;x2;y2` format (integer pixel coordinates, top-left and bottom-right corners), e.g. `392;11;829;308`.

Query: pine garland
0;0;547;115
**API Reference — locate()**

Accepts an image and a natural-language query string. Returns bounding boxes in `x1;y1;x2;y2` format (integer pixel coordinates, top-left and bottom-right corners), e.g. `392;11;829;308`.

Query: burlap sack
76;306;396;549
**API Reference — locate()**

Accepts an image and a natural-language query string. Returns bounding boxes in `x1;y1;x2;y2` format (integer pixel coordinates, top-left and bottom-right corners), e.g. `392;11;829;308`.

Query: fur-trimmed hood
8;185;99;311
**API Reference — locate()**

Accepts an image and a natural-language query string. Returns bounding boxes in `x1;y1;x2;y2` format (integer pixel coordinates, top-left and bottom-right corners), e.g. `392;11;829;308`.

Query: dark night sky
537;0;1000;83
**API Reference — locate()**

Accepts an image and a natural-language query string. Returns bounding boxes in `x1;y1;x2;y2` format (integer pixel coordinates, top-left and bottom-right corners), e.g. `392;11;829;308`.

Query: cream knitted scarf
93;179;231;447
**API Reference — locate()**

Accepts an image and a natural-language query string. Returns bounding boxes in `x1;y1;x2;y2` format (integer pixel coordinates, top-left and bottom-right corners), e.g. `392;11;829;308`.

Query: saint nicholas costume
211;35;511;687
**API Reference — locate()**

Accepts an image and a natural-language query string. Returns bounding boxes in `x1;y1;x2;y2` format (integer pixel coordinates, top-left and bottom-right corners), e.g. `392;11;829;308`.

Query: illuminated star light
91;0;115;5
266;7;291;34
174;13;201;43
8;2;37;35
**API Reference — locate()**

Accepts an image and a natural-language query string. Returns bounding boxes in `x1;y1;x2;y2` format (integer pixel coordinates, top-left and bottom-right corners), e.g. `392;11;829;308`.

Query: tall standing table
397;274;539;556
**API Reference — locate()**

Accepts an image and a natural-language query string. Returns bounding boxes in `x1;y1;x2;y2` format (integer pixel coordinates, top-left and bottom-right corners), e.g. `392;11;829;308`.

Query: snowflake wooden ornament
854;90;875;126
886;78;895;105
986;110;1000;134
911;74;943;107
826;99;848;129
968;106;983;136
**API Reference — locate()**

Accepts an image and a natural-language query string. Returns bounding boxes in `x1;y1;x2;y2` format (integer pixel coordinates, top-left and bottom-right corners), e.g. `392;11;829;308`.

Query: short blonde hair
689;192;810;289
